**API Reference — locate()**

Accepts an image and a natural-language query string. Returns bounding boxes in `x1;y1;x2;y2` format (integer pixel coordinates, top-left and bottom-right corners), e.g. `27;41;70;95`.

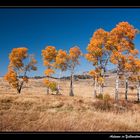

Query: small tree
125;56;140;102
88;69;101;98
55;49;69;94
86;28;109;96
123;49;139;101
4;48;37;94
42;46;57;94
68;46;81;96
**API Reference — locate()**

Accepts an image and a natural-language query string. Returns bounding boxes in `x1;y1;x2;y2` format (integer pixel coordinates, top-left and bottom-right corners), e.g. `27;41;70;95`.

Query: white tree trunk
57;70;62;94
137;81;140;102
94;77;97;98
115;73;119;101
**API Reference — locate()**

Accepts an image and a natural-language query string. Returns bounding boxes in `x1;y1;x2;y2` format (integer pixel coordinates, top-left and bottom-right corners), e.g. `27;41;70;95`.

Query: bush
96;94;103;100
103;93;111;102
49;82;58;92
93;100;111;111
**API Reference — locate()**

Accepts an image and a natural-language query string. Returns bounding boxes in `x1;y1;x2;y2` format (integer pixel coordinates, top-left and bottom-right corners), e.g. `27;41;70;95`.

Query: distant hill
29;69;117;80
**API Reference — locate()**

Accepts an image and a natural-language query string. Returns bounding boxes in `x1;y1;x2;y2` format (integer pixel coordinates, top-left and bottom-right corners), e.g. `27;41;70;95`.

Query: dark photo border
0;0;140;139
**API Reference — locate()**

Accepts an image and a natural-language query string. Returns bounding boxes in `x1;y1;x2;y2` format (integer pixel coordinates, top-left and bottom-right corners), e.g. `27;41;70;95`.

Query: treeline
3;21;140;102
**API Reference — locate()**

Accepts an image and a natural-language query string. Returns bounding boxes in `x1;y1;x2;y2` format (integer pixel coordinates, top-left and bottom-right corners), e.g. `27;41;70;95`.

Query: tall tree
106;22;137;102
68;46;81;96
86;28;109;96
4;48;37;94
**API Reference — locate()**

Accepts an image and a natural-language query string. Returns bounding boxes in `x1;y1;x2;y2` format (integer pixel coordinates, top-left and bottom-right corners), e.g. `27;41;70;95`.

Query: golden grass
1;94;140;131
0;77;140;131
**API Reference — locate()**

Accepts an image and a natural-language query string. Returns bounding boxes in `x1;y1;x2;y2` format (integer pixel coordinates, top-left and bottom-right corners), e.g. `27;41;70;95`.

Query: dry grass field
0;76;140;131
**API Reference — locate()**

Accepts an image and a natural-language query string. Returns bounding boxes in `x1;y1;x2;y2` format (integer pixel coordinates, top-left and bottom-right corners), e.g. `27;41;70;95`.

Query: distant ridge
0;69;117;80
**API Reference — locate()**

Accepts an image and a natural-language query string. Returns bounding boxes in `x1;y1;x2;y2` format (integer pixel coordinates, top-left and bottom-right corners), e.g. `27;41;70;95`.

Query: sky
1;8;140;77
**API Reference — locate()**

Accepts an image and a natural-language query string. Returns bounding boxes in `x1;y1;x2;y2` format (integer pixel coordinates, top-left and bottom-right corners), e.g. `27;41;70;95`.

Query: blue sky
1;8;140;77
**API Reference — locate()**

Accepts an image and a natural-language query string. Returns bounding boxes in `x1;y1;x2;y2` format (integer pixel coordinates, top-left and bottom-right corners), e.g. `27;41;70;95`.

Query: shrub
103;93;111;102
96;94;103;100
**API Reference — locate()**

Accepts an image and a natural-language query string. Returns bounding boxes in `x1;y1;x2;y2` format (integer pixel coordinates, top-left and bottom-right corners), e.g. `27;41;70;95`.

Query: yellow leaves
42;46;57;63
56;50;68;65
89;70;104;85
55;49;69;71
115;21;137;40
42;46;81;78
49;82;58;92
85;53;97;63
5;47;37;93
110;52;121;64
44;60;52;67
124;63;132;71
128;55;134;61
134;59;140;69
43;79;50;86
107;22;137;69
42;46;57;76
86;28;109;68
89;70;97;78
98;77;104;85
4;70;19;89
117;45;122;52
44;68;55;76
130;49;139;56
4;70;16;81
89;68;101;77
87;44;102;57
9;47;28;68
69;46;81;60
44;79;58;92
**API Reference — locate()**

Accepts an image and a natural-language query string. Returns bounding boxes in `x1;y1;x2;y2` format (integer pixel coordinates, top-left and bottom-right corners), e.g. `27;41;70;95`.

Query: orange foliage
44;79;58;92
4;70;19;89
4;47;37;93
44;69;55;76
89;70;97;78
9;47;28;68
106;22;137;53
107;21;139;78
124;63;132;71
69;46;81;61
130;49;139;55
42;46;58;92
42;46;57;66
97;77;104;85
86;29;109;88
86;29;109;65
55;49;69;71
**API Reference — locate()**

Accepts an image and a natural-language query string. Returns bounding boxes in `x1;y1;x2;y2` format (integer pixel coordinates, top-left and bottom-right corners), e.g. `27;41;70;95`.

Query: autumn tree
124;54;140;101
67;46;82;96
55;49;69;94
122;49;139;101
42;46;57;94
88;69;101;98
106;21;138;102
4;48;37;94
86;28;109;97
